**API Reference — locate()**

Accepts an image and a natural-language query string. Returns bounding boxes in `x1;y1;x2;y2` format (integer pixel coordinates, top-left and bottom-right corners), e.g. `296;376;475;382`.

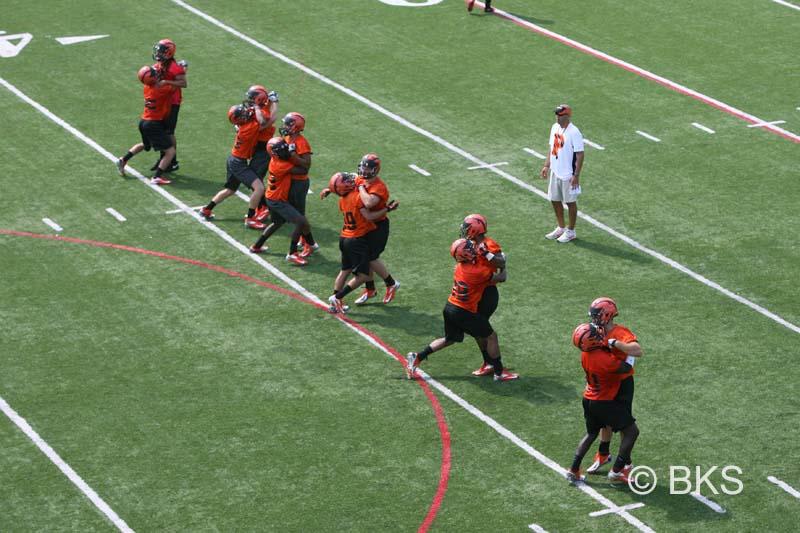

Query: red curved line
0;229;450;531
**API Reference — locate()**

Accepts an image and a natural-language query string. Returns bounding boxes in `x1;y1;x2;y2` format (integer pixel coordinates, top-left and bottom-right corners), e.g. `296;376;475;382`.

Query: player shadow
501;11;555;25
581;478;731;525
572;239;653;264
353;304;441;336
434;373;577;404
165;173;233;197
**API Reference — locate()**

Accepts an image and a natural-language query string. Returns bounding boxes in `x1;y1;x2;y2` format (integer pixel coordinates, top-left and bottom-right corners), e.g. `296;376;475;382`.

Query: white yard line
691;492;726;514
523;147;547;159
55;35;109;45
169;1;800;331
408;164;431;176
772;0;800;11
691;123;715;134
768;476;800;499
467;161;508;170
234;190;250;202
166;205;203;215
105;207;126;222
590;502;646;517
471;1;800;144
635;130;661;142
528;523;549;533
747;120;786;128
583;139;605;150
0;396;134;532
1;76;655;533
42;218;63;232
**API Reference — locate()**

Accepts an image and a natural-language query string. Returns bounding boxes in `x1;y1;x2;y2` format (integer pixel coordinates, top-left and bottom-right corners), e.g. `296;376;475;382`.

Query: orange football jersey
141;84;175;121
256;104;276;142
447;261;495;314
581;326;636;401
284;134;312;181
356;176;389;221
231;120;260;159
339;190;376;238
266;158;294;202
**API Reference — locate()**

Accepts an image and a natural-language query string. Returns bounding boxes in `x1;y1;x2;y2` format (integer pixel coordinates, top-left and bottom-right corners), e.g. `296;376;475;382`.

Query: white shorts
548;171;580;203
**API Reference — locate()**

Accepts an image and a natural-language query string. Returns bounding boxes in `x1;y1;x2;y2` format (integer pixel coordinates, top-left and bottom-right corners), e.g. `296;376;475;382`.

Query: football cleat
299;242;319;258
150;176;171;185
587;452;613;474
244;217;266;230
484;5;494;12
471;363;495;377
199;207;215;220
115;158;126;177
406;352;421;379
608;464;633;484
167;160;179;172
383;281;400;304
285;253;308;266
557;229;577;243
493;369;519;382
354;289;377;305
328;294;346;314
249;244;267;254
566;468;585;484
545;226;565;240
255;206;270;222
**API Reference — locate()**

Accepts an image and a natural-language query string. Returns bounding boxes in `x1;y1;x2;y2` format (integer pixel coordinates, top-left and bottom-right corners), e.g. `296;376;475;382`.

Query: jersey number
343;212;357;231
451;280;470;302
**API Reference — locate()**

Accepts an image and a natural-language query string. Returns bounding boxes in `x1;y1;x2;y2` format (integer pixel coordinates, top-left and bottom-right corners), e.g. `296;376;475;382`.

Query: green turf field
1;1;799;531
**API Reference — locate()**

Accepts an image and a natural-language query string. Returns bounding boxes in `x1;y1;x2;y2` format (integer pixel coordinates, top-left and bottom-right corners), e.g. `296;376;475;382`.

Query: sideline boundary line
1;77;653;532
0;396;134;532
167;0;800;338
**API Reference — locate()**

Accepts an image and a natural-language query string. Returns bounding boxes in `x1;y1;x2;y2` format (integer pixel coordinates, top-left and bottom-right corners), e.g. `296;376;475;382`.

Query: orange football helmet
329;172;356;197
228;104;254;126
280;112;305;135
572;323;607;351
450;238;477;263
153;39;176;62
137;65;158;86
245;85;269;107
358;153;381;178
460;214;488;239
589;297;618;326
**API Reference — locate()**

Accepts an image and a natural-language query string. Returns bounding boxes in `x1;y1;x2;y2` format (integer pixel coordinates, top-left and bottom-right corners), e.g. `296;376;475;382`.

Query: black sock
571;454;583;472
335;285;354;300
247;208;256;218
205;201;217;210
491;356;503;375
599;441;611;456
365;280;376;291
304;232;316;246
419;345;433;360
612;455;629;472
383;275;395;287
254;235;267;248
289;237;300;256
154;166;164;178
122;151;134;162
481;349;491;365
258;197;267;209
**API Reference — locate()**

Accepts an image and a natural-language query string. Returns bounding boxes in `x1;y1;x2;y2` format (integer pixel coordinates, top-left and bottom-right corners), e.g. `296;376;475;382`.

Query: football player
406;239;518;382
350;154;401;306
460;214;508;377
280;113;319;256
244;85;279;223
199;103;271;229
151;39;187;173
583;297;643;477
324;172;397;313
566;321;641;484
249;138;317;266
116;65;177;185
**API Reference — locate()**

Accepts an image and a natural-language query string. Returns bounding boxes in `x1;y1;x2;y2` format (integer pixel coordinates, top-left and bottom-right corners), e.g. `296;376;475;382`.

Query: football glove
177;59;188;68
268;90;279;102
386;200;399;212
288;143;296;153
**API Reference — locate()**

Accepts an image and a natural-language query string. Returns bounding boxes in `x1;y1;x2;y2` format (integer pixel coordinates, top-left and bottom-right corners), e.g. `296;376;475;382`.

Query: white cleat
544;226;565;240
557;229;576;243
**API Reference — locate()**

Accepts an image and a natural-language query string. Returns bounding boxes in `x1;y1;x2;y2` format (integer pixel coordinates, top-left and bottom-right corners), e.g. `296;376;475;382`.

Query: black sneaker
168;160;180;172
484;5;494;12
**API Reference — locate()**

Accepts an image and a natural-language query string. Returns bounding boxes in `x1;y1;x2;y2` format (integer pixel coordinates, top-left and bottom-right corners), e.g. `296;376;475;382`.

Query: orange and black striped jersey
339;190;376;238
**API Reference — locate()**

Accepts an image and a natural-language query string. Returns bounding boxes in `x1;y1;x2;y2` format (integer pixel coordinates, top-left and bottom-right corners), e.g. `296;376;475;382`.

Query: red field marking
0;229;450;532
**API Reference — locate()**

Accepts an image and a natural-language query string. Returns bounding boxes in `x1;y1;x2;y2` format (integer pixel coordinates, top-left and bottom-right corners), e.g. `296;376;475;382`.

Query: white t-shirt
548;122;584;180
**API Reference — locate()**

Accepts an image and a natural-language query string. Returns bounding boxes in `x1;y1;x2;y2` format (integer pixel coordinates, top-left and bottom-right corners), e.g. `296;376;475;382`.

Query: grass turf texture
1;0;798;531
